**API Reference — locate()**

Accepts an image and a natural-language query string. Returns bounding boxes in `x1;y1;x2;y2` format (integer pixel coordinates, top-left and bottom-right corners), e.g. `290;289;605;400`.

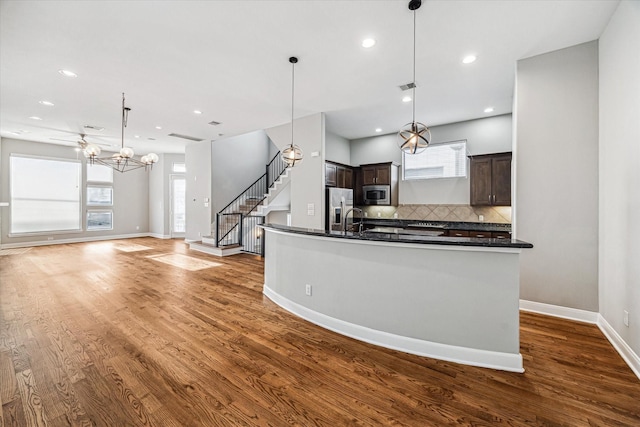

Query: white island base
263;226;525;372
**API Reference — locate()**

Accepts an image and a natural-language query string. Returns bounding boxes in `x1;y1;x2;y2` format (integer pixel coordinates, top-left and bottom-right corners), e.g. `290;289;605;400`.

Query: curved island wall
262;225;532;372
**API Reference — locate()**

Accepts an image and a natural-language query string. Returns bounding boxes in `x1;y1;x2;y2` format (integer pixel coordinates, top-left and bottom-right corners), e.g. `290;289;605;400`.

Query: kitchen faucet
343;207;364;235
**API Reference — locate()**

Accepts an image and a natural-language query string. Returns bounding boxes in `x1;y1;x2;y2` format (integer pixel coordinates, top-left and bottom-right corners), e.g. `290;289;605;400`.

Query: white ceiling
0;0;618;155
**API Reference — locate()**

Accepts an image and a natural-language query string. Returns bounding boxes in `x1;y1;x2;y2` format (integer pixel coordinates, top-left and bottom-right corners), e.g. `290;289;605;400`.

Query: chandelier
397;0;431;155
282;57;303;167
84;93;158;172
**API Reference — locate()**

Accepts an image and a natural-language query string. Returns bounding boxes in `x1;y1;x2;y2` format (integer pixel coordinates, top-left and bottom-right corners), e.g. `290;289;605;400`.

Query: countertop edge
261;224;533;249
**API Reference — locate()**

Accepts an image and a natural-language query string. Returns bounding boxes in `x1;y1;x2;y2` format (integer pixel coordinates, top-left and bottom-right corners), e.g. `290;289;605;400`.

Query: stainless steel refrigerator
326;188;353;231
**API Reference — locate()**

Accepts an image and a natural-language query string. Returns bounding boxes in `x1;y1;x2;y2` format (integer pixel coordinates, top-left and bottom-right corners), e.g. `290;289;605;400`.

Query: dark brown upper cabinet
470;152;512;206
325;161;353;189
361;163;392;185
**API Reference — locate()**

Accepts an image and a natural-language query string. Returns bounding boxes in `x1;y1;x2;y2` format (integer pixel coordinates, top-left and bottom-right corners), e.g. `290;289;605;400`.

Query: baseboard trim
265;285;524;373
597;314;640;380
148;233;171;239
0;233;150;249
520;299;639;381
519;299;599;324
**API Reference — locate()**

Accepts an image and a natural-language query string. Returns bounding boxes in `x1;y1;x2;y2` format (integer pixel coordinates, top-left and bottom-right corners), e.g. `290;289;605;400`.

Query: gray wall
211;130;271;215
515;41;599;311
149;153;185;238
598;1;640;359
185;141;212;241
266;113;325;229
0;138;149;247
325;130;351;165
350;115;512;204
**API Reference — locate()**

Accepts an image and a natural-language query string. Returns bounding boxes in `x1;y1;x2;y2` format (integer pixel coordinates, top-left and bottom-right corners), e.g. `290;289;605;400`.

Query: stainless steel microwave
363;185;390;205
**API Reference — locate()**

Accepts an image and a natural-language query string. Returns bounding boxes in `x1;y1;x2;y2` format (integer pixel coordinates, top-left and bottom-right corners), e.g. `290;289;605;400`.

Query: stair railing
215;151;287;250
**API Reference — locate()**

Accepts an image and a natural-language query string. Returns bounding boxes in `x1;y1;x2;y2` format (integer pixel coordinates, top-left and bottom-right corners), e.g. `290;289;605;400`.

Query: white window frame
87;210;113;231
172;162;186;173
86;163;114;183
87;185;113;206
9;154;82;236
402;139;468;181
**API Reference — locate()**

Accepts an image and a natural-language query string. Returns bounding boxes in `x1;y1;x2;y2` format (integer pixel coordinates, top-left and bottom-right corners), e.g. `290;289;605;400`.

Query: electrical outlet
305;284;312;296
624;310;629;327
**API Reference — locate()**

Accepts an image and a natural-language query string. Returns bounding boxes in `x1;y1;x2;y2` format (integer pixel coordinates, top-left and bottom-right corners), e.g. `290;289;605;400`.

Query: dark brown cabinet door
325;163;337;187
492;155;512;206
375;166;390;185
449;230;470;237
344;168;353;189
470;157;492;206
470;153;511;206
362;166;377;185
469;230;491;238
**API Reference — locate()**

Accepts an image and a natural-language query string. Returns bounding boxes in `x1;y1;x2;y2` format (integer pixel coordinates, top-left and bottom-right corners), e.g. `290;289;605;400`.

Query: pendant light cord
291;61;295;145
412;8;416;125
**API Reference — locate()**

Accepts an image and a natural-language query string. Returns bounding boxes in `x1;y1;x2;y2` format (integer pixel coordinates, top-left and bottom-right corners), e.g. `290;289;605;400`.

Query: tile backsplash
360;204;511;224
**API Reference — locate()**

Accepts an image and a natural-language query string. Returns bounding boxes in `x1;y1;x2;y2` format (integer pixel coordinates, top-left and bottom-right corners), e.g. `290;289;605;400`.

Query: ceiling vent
84;125;104;131
168;133;205;142
208;120;222;126
399;82;417;91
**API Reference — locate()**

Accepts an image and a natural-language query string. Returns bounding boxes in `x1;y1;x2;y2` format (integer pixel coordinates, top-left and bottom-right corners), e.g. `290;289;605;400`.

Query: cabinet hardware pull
493;194;496;203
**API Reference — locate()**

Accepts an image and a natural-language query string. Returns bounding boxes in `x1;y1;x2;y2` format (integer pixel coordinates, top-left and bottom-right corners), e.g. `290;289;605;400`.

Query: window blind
402;140;468;180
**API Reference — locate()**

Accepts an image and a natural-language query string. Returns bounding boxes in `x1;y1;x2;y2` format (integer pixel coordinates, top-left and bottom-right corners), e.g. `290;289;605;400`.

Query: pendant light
86;93;159;172
282;57;303;167
397;0;431;155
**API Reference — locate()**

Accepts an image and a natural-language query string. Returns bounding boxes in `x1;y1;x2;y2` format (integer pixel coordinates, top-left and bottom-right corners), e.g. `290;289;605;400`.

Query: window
87;164;113;183
172;162;186;173
87;186;113;206
87;210;113;231
87;163;113;230
402;140;468;180
10;155;81;234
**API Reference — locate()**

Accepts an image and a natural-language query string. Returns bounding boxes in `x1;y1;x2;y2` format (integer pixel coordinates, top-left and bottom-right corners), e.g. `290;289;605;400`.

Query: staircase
190;152;289;257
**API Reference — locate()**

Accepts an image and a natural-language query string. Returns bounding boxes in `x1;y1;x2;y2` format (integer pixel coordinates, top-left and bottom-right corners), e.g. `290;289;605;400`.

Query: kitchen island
261;224;533;372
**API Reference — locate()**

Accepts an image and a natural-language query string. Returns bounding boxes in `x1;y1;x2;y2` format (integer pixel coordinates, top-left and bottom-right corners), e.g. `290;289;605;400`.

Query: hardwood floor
1;237;638;426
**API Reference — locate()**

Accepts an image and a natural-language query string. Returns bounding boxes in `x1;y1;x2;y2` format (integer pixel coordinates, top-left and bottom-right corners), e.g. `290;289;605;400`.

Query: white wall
0;138;149;247
350;115;512;205
599;1;640;359
515;41;599;311
325;130;351;165
149;153;185;238
185;141;212;241
266;113;325;229
211;130;271;215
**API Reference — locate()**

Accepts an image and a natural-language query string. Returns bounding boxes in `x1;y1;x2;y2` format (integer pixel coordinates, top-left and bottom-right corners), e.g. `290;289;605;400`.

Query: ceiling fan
49;133;114;150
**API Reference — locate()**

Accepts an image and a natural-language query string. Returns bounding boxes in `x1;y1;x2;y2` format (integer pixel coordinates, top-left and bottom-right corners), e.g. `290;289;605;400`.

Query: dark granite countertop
261;224;533;249
358;218;512;233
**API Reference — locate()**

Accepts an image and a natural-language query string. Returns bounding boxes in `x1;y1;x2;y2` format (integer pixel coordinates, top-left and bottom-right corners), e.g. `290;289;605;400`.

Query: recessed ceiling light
155;126;162;130
39;100;54;106
8;131;21;135
402;96;412;103
375;128;382;133
29;116;43;120
484;107;494;113
462;55;477;64
58;69;77;78
134;135;140;138
193;110;202;115
362;38;376;48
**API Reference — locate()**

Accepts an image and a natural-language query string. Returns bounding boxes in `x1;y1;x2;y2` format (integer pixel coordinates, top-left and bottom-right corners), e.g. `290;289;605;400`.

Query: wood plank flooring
1;237;638;426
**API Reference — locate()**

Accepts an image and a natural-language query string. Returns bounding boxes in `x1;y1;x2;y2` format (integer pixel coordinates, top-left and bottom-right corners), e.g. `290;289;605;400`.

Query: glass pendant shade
282;144;303;167
120;147;134;158
83;144;101;158
397;121;431;154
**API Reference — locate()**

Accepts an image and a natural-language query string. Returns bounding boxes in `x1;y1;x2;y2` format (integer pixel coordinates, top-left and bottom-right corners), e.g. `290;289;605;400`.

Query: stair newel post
238;214;244;247
215;213;220;247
